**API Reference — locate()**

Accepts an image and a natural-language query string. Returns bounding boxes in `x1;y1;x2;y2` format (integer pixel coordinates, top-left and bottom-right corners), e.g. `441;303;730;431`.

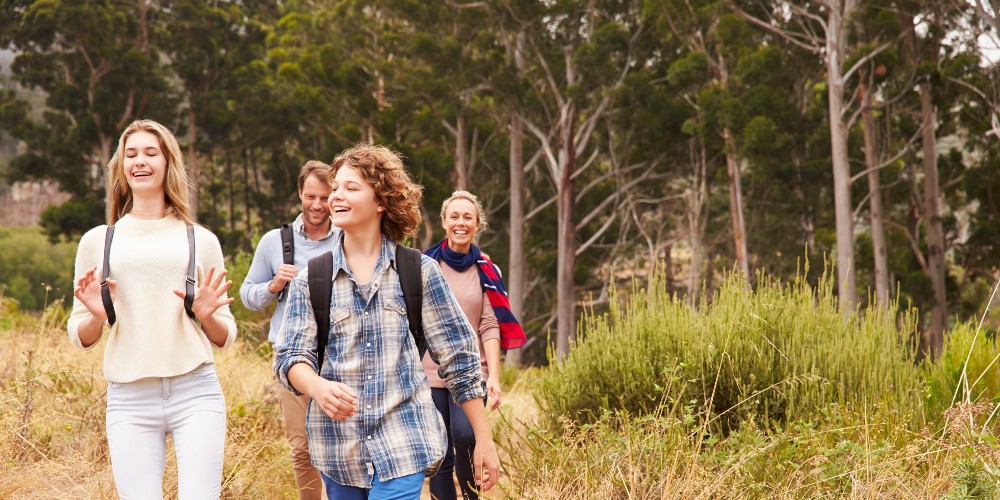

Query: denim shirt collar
330;231;398;282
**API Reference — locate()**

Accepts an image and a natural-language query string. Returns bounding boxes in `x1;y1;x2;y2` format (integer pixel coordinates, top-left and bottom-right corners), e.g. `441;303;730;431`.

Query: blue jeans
429;387;483;500
321;470;423;500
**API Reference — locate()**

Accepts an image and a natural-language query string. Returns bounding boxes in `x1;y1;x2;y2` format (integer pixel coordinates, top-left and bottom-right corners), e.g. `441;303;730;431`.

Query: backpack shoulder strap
277;224;295;301
101;224;116;325
395;245;426;358
102;224;197;325
184;225;196;320
308;251;333;372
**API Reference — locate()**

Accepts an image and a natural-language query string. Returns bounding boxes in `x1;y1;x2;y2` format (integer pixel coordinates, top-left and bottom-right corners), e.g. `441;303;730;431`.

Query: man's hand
268;264;299;295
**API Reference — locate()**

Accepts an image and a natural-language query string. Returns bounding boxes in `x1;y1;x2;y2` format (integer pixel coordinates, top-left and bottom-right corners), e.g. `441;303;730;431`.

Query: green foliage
0;226;76;312
944;458;1000;499
225;247;269;342
923;321;1000;418
39;197;104;244
537;268;927;432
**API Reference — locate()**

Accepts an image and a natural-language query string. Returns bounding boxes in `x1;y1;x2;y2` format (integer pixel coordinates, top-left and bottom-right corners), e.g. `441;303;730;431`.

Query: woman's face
123;131;168;196
443;198;479;253
328;166;383;233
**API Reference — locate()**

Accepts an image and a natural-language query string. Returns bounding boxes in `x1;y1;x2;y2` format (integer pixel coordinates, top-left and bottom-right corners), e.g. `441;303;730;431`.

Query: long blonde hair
105;119;193;225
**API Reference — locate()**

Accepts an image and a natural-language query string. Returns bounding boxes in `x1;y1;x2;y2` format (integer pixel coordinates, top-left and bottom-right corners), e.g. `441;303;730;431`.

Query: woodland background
9;1;1000;497
4;0;1000;365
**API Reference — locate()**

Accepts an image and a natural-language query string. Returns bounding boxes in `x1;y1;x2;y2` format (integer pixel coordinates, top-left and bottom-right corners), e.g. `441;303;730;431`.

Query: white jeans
105;363;226;500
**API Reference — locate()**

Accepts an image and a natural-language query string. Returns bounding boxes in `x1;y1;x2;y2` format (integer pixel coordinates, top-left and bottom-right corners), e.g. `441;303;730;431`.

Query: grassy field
3;291;1000;498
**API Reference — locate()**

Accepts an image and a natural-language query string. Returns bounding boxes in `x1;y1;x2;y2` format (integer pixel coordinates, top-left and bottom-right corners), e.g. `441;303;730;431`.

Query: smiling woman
422;190;525;500
67;119;237;499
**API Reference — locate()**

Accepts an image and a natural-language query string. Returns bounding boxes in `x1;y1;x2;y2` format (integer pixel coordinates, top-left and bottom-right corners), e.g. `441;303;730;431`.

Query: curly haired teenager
275;144;500;499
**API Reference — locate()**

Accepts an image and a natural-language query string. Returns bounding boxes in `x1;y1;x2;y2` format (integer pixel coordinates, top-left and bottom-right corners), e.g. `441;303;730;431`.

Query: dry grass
4;298;1000;499
0;302;295;499
0;300;521;499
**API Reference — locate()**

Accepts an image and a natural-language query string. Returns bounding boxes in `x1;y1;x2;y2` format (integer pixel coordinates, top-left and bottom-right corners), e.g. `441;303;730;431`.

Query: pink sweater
421;264;499;388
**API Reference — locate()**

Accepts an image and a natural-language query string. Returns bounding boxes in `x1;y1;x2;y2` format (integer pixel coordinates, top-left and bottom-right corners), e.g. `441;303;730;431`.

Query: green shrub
537;268;927;433
0;227;76;311
944;458;1000;499
924;321;1000;419
225;249;271;344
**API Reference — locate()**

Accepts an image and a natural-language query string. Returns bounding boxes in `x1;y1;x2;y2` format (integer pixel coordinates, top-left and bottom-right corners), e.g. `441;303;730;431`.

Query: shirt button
367;375;373;380
366;342;372;347
364;311;369;316
367;435;372;440
366;405;372;409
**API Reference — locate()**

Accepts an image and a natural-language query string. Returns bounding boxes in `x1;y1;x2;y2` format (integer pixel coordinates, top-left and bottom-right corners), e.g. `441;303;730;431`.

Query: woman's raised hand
74;266;113;321
173;266;235;321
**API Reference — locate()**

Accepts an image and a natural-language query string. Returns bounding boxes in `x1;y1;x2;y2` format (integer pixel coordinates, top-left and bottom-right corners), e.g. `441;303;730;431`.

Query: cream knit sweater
68;214;237;383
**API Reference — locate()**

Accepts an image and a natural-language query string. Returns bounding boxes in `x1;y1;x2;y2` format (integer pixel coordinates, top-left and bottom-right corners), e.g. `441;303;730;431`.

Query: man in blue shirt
240;161;338;500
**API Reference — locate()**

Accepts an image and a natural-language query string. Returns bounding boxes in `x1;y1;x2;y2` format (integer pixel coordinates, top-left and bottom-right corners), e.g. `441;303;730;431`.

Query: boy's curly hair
330;144;423;243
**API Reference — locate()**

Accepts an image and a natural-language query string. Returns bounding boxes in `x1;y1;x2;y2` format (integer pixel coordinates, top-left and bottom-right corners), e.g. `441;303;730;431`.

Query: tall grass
537;268;926;432
0;294;296;498
499;268;1000;497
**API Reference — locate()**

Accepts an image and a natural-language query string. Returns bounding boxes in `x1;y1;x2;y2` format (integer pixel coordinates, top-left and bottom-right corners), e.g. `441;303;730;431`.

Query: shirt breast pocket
382;297;410;342
327;306;351;339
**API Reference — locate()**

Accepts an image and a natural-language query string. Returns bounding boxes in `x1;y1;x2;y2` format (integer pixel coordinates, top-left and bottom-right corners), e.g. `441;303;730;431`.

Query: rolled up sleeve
420;256;485;404
274;270;319;395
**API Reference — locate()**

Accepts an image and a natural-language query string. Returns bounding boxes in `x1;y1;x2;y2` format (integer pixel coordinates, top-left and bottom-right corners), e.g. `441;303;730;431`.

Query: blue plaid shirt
275;232;485;488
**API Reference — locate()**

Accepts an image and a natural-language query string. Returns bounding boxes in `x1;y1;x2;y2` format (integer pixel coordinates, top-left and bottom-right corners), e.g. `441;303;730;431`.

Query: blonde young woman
275;144;500;499
69;119;237;499
423;190;526;500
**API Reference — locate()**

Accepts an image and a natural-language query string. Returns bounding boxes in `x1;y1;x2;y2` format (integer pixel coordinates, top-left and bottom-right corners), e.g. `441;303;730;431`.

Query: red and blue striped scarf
425;240;526;352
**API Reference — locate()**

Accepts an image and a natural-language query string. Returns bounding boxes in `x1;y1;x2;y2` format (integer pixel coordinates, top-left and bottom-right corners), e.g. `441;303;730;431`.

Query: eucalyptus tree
156;0;271;221
0;0;175;240
385;1;508;193
649;0;758;282
890;0;975;356
734;0;898;313
494;0;651;357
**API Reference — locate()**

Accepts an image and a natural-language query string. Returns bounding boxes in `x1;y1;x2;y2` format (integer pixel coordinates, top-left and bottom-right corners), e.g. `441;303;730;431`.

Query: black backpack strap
308;251;333;372
277;223;295;301
102;224;196;325
396;245;426;358
184;225;196;320
101;224;116;325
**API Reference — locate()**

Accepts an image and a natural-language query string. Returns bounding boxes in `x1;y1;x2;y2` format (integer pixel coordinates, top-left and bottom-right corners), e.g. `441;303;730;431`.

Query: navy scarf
425;240;526;352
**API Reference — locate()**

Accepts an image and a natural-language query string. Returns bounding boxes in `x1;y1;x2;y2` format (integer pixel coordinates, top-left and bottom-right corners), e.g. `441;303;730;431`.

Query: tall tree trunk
686;140;708;307
505;31;528;366
188;106;199;221
861;81;889;306
723;128;750;281
242;149;251;236
920;81;946;357
555;107;576;358
826;3;857;313
454;114;469;191
506;111;526;366
228;154;236;233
